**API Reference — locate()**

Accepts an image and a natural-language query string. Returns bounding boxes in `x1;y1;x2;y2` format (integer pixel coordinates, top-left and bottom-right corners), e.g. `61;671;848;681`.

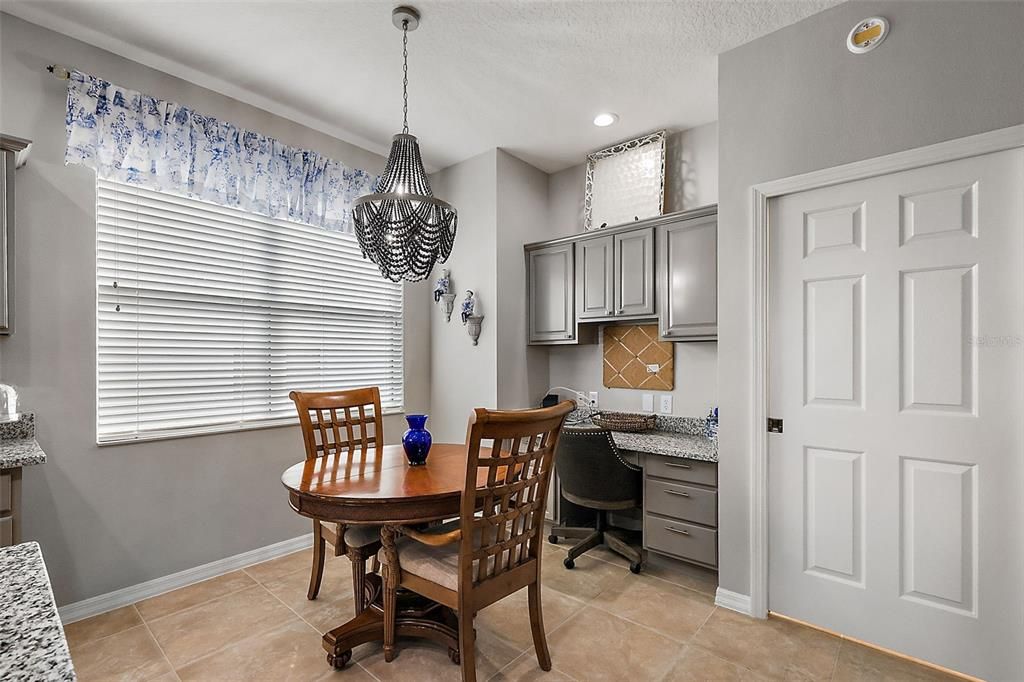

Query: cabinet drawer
645;455;717;487
0;472;10;513
645;479;717;527
0;516;12;547
644;516;717;567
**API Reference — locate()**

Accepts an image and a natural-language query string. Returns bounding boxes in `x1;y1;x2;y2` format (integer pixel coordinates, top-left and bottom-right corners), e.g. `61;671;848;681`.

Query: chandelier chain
402;20;409;134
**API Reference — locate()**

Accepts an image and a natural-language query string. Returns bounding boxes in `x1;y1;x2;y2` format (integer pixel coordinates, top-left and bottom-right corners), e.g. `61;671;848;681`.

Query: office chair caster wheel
548;534;559;544
563;557;575;569
629;562;642;574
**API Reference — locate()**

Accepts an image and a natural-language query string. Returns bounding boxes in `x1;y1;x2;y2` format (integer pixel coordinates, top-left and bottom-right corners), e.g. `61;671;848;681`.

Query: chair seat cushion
343;524;382;548
378;520;462;591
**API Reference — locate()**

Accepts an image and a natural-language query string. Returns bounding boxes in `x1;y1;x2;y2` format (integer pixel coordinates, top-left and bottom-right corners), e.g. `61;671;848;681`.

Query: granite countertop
611;429;717;462
0;414;46;469
0;438;47;469
0;542;76;681
567;413;718;462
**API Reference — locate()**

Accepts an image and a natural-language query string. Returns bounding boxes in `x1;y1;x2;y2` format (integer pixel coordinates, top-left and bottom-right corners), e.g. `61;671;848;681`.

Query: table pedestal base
322;573;461;669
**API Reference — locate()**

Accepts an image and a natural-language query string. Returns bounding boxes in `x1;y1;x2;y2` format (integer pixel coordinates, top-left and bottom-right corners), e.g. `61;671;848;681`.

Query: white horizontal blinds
96;178;403;443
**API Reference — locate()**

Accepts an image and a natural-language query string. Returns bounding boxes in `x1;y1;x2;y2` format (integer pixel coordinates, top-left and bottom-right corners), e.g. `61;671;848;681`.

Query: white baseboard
58;533;313;625
715;587;754;616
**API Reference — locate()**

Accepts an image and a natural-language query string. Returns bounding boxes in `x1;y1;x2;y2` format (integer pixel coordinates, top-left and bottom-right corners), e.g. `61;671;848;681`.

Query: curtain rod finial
46;64;71;80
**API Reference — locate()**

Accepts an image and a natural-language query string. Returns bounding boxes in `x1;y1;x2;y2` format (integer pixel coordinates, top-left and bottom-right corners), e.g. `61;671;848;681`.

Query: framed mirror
584;130;666;231
0;135;32;335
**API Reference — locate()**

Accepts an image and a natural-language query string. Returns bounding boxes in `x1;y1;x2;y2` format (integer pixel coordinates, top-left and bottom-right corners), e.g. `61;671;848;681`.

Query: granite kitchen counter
567;414;718;462
0;437;47;469
611;429;717;462
0;413;46;469
0;542;76;681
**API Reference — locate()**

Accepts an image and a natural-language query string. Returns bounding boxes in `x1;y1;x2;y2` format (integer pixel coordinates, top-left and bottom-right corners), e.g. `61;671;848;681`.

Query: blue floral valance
65;70;376;233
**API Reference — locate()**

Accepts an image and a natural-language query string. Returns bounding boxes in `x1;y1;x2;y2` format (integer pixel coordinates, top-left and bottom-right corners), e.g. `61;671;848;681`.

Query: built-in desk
560;416;719;569
1;414;46;547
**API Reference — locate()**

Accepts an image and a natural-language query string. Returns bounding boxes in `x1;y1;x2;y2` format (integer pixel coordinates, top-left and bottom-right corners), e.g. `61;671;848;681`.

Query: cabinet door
614;228;655;317
658;215;717;339
575;235;614;320
527;243;575;343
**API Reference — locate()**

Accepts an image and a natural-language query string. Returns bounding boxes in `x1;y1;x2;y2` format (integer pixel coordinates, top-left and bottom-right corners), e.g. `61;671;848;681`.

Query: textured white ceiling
4;0;840;172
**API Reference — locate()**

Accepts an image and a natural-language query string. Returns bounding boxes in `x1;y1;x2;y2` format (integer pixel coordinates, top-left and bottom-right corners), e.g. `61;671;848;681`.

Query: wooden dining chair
289;387;385;611
378;400;575;682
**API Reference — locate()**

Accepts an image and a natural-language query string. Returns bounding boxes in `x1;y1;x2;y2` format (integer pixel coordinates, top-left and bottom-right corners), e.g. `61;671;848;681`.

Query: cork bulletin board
602;324;674;390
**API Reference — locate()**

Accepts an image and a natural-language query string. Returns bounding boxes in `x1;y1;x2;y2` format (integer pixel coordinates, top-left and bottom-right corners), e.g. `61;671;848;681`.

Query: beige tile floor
66;542;960;682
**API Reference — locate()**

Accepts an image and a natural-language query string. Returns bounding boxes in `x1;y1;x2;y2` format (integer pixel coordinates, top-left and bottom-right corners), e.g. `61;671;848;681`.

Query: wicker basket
591;411;657;433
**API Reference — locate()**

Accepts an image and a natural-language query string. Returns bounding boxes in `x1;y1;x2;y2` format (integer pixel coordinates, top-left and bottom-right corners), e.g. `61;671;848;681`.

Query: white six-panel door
768;149;1024;680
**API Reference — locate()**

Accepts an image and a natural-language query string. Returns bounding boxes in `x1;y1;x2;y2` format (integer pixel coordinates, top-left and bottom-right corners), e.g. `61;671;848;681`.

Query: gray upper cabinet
658;212;717;340
526;206;715;345
614;228;655;317
574;227;655;322
575;235;614;319
527;242;576;343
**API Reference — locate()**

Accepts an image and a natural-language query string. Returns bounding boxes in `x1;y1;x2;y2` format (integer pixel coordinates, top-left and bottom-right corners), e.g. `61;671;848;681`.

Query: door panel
576;236;614;319
900;457;976;615
899;266;975;413
803;446;864;587
804;275;863;406
614;228;654;316
527;243;575;343
768;148;1024;681
658;215;717;339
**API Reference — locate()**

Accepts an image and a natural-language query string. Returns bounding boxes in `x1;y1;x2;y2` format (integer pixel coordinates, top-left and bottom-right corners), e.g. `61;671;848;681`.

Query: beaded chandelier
353;6;457;283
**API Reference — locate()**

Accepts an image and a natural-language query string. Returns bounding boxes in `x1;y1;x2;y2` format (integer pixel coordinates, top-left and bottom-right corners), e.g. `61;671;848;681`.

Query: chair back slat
289;387;385;458
460;401;574;587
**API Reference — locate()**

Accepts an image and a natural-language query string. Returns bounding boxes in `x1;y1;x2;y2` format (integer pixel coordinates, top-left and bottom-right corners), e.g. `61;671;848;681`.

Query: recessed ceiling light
593;112;619;127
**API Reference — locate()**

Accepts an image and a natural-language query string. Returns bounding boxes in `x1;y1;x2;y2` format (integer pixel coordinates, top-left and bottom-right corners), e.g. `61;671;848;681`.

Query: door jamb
748;124;1024;619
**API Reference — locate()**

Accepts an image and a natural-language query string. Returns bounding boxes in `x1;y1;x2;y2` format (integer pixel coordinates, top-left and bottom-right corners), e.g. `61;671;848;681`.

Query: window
96;178;403;444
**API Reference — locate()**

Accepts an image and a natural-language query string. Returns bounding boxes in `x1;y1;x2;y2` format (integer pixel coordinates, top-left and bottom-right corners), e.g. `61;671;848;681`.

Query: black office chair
550;425;644;573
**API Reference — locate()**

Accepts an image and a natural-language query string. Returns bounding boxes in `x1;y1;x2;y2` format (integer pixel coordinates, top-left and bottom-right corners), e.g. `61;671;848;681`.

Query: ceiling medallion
353;5;457;282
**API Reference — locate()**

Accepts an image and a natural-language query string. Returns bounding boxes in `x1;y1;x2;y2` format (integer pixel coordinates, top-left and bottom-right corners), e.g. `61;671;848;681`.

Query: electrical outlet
659;394;673;414
646;363;660;374
588;391;599;409
641;394;654;412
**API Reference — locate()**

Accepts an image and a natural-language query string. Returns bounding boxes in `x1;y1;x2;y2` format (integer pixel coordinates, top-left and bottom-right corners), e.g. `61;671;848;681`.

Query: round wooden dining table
281;442;486;670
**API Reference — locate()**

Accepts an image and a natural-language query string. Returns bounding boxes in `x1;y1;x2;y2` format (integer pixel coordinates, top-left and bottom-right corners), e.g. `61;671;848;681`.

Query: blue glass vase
402;414;432;466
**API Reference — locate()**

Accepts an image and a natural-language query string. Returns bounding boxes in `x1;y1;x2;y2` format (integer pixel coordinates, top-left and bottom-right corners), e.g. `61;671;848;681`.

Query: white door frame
747;124;1024;619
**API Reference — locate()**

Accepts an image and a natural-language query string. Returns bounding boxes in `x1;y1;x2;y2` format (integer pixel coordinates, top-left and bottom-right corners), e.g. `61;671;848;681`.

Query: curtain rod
46;64;71;80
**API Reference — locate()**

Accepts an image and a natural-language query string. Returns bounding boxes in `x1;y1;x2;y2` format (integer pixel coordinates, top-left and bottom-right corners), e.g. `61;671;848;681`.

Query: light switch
641;394;654;412
659;394;673;414
588;391;599;409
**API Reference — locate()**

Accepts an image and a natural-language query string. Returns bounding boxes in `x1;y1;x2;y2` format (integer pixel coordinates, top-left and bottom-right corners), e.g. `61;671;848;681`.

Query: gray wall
428;150;499;443
546;122;720;416
546;122;719;239
548;340;718;417
716;0;1024;597
495;150;551;410
0;14;431;605
427;149;554;442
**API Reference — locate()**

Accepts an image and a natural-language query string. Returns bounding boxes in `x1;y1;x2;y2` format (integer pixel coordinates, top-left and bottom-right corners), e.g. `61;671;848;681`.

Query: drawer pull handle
664;462;692;469
665;526;690;536
664;489;690;497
